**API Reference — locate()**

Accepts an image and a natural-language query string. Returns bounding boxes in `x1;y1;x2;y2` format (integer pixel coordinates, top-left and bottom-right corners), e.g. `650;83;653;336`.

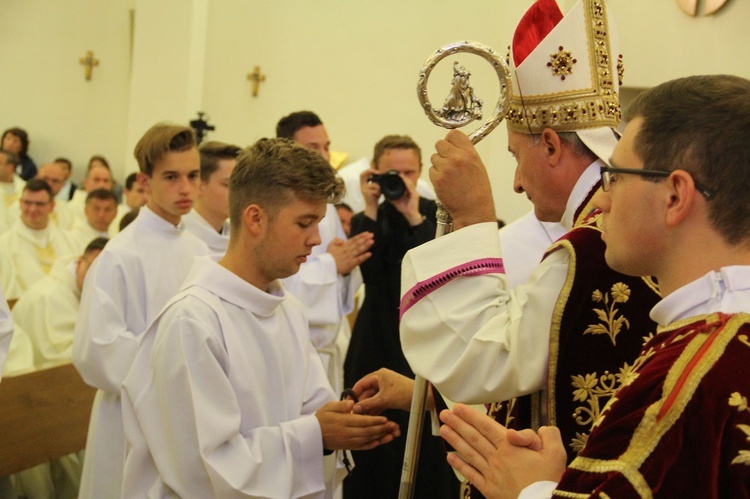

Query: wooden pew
0;363;95;476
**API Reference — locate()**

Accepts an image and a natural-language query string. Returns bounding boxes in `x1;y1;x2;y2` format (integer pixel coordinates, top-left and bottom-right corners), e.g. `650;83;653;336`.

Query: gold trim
563;314;748;495
546;239;579;427
508;0;621;134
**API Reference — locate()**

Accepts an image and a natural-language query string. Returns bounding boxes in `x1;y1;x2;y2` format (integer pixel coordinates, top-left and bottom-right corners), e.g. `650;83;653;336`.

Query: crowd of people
1;0;749;498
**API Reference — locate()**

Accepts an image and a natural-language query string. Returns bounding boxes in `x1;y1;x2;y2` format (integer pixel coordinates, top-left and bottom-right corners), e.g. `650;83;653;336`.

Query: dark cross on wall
189;112;215;145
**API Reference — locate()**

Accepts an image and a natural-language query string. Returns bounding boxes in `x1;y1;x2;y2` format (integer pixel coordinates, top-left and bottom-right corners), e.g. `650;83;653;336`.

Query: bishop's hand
431;130;496;230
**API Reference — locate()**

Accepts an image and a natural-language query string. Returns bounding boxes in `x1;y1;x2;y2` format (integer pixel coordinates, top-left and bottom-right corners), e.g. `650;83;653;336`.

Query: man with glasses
0;179;76;300
356;0;660;483
439;74;750;499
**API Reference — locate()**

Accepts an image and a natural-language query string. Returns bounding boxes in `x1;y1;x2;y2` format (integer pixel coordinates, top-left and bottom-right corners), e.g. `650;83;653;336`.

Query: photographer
343;136;457;498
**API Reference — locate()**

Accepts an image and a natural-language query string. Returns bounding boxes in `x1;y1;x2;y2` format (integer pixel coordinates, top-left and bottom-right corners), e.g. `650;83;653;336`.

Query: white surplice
0;220;77;301
12;258;80;370
121;255;341;498
0;285;14;380
110;203;131;237
498;211;567;289
65;218;109;254
67;188;87;223
281;203;361;394
72;205;208;499
183;209;230;255
399;163;601;404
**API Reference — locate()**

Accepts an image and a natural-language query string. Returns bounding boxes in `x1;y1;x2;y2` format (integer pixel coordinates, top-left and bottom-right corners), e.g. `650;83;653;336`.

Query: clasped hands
347;368;567;499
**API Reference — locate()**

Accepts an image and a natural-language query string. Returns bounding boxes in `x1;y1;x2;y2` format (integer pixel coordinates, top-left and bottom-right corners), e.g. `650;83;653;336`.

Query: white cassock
0;175;26;207
121;255;343;498
282;204;360;394
7;198;76;231
183;209;230;255
0;176;25;234
72;205;209;499
399;163;601;404
498;211;567;289
0;285;14;380
67;189;87;223
55;180;75;202
8;258;84;499
12;258;80;370
109;203;131;237
336;157;436;214
0;220;77;301
65;218;109;254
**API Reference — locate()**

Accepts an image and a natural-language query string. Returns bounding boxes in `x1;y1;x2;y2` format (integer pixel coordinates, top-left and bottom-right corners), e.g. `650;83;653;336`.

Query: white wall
3;0;749;222
1;0;134;183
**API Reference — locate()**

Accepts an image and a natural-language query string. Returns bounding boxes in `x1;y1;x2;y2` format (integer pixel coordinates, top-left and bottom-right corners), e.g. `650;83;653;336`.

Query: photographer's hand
390;174;423;226
360;168;380;221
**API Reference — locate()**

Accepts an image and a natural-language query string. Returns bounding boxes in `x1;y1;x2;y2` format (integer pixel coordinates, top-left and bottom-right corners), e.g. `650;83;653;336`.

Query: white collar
650;266;750;326
560;160;602;231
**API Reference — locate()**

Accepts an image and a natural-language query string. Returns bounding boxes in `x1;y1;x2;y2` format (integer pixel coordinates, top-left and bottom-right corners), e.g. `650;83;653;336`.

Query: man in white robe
277;111;373;394
0;179;77;301
121;137;400;499
183;141;240;254
110;172;147;237
35;162;76;230
65;189;116;253
72;123;209;499
68;161;114;223
0;150;25;234
13;237;107;370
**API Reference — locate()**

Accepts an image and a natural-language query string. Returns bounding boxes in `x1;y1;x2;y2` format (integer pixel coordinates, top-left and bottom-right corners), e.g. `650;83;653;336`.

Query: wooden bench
0;363;95;476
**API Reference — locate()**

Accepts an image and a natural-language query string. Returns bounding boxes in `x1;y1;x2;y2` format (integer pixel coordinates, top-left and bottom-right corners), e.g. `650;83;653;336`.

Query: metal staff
398;40;511;499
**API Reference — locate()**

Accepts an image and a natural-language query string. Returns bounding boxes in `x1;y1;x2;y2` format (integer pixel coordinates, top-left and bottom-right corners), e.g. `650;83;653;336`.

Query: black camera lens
370;170;405;200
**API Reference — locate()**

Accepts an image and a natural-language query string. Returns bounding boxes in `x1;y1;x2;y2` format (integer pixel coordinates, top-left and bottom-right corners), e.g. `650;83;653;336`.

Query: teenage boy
121;138;400;498
72;123;209;499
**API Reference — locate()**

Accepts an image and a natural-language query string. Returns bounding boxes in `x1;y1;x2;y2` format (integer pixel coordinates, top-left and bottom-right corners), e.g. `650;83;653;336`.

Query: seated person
0;179;76;300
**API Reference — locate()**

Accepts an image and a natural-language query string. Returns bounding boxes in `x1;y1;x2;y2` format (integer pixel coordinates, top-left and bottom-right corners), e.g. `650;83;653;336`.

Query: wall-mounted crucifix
79;50;100;81
247;66;266;97
189;112;215;145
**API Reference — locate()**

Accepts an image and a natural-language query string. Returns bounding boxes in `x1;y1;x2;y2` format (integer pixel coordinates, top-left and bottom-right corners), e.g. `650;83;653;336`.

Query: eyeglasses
600;166;716;200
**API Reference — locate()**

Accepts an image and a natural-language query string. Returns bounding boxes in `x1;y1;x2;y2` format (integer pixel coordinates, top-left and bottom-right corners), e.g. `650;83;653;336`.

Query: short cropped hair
133;123;196;176
199;141;241;182
125;172;139;190
528;131;596;161
372;135;422;169
53;157;73;173
2;128;29;157
84;237;109;256
626;74;750;246
276;111;323;139
86;188;118;205
119;208;140;231
0;150;19;166
228;138;344;231
23;178;54;201
88;155;110;171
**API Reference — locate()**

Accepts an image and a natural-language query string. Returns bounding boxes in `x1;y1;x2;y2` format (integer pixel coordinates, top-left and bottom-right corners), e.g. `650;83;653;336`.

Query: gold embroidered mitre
508;0;623;164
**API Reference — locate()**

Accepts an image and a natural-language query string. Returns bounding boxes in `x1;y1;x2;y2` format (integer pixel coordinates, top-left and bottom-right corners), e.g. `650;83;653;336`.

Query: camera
368;170;406;200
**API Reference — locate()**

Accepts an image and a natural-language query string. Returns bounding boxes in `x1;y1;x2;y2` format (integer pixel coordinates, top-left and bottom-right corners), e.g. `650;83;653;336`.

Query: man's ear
136;172;150;194
540;128;563;166
242;204;265;235
664;170;697;227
